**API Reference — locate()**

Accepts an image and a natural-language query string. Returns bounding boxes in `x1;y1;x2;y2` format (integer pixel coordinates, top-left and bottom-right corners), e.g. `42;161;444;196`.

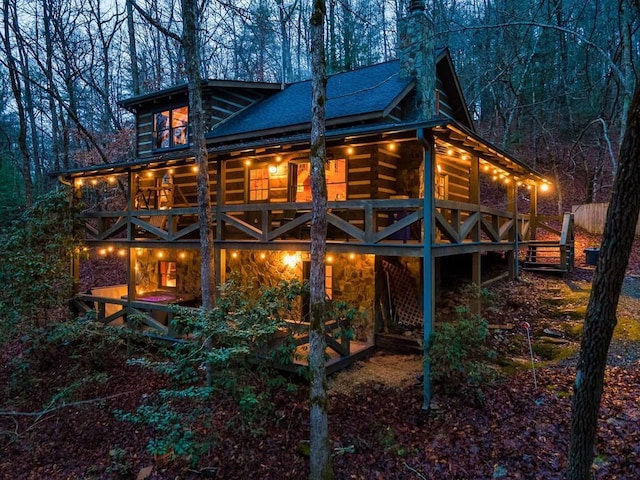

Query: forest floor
1;230;639;479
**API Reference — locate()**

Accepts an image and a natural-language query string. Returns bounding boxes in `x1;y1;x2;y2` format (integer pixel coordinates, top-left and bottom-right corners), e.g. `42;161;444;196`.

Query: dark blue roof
209;60;411;140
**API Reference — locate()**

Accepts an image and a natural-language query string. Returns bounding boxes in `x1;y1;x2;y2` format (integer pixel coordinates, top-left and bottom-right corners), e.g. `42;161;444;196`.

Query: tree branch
129;0;182;43
0;391;135;418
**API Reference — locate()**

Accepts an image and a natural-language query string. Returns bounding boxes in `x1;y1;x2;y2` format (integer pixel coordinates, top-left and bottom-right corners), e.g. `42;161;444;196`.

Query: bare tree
567;82;640;480
308;0;332;478
1;0;34;206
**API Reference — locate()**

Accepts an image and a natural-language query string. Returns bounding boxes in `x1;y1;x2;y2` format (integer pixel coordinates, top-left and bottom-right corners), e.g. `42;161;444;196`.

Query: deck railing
80;198;528;251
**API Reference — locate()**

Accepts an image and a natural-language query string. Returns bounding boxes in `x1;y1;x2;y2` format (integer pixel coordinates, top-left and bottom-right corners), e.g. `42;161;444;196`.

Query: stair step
522;266;567;274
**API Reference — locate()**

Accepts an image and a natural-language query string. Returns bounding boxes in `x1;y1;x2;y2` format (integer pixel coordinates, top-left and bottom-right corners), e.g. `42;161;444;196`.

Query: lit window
325;265;333;300
294;159;347;202
159;261;177;288
154;107;188;149
249;166;269;201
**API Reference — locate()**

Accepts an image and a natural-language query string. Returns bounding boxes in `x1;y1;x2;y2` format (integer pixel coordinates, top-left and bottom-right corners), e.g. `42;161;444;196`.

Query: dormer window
154;106;188;149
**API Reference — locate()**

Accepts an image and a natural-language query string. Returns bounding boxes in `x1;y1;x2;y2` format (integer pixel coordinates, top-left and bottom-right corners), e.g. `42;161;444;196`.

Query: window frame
248;165;270;202
153;106;189;150
158;260;178;288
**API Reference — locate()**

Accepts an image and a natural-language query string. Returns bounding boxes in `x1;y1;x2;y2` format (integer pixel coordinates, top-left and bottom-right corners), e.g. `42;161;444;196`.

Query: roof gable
435;49;474;130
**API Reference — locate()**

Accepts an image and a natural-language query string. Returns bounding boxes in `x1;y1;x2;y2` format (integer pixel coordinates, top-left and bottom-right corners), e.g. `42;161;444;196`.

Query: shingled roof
208;60;414;142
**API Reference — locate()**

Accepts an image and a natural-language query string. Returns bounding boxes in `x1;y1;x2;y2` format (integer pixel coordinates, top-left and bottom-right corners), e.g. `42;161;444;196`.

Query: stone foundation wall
135;248;201;299
225;250;375;343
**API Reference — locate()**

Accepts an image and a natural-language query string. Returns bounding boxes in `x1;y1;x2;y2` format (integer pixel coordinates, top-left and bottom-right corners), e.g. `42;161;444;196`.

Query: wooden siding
436;153;471;203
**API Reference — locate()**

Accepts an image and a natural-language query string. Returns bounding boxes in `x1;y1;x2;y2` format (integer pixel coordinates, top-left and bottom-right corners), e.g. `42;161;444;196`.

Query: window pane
326;159;346;201
155;111;170;148
295;163;312;202
159;261;177;288
172;107;188;145
249;167;269;201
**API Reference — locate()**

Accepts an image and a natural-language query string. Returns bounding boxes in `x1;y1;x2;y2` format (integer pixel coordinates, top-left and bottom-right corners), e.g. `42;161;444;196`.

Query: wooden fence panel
572;203;640;235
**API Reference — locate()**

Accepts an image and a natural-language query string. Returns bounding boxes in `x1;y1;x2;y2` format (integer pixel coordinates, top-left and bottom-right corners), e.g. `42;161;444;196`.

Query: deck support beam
419;128;435;410
507;182;517;279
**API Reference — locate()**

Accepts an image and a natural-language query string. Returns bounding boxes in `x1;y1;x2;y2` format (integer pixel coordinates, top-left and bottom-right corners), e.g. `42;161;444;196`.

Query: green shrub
0;186;83;323
428;305;499;393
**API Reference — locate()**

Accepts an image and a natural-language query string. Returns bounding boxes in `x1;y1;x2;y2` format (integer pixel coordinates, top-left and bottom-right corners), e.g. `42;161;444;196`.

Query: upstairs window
154;107;188;149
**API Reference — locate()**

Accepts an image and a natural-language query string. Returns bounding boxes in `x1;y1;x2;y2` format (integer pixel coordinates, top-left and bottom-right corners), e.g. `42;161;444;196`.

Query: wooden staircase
522;213;575;274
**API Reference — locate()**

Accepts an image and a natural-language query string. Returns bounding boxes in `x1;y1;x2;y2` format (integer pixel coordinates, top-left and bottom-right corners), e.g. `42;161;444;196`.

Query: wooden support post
530;185;538;240
127;171;136;325
507;182;516;279
419;128;435;410
471;251;482;315
470;156;481;242
215;160;224;301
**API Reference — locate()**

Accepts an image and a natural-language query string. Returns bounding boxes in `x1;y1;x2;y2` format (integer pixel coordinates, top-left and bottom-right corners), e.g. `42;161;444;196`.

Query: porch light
118;249;127;257
192;165;199;173
244;159;252;167
75;178;84;187
326;255;334;264
260;252;266;260
98;248;107;256
283;253;299;268
90;179;98;186
179;252;186;259
108;176;116;184
540;183;550;192
268;165;278;174
346;147;354;155
231;252;238;259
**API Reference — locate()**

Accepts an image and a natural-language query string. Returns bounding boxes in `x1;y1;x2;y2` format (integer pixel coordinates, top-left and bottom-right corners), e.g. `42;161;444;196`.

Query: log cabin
60;2;573;405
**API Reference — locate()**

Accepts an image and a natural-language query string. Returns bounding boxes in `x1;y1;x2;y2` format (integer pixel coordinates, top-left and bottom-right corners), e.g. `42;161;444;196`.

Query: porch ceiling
434;123;549;185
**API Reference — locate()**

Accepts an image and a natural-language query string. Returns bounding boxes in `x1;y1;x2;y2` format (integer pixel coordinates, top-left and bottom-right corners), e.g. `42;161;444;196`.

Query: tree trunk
126;0;141;95
309;1;333;479
2;0;33;206
181;0;215;312
567;84;640;480
43;0;62;172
